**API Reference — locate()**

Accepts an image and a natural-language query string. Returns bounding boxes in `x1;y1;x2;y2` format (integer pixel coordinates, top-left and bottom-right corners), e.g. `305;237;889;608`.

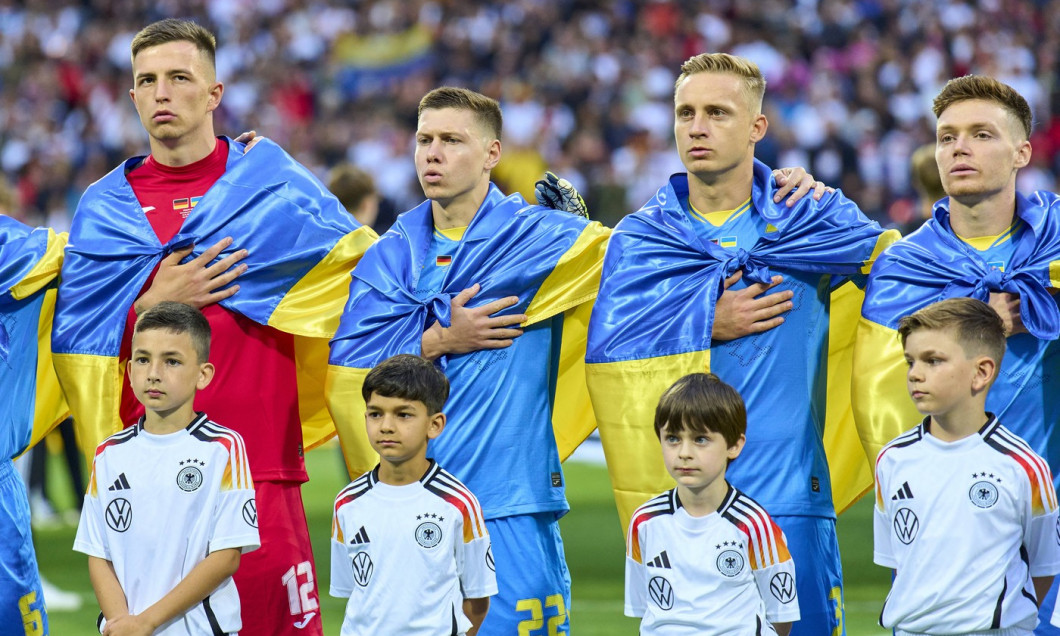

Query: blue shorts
0;460;47;636
1036;578;1060;634
477;512;571;636
773;515;844;636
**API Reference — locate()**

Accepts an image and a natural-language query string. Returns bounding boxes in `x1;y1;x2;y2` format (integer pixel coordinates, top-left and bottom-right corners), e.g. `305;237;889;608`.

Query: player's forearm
138;548;241;631
463;597;490;636
773;622;792;636
421;322;447;360
1034;576;1054;606
88;556;130;620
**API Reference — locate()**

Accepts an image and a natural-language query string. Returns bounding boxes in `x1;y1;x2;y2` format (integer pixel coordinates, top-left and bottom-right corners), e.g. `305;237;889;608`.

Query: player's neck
377;455;430;486
928;406;989;443
687;163;753;215
677;477;730;517
142;403;198;435
149;131;218;168
431;180;490;231
947;187;1017;239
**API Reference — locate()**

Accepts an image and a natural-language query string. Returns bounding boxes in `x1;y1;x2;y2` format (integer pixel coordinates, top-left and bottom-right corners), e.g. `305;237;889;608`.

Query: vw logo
893;507;919;544
648;576;674;610
105;498;132;533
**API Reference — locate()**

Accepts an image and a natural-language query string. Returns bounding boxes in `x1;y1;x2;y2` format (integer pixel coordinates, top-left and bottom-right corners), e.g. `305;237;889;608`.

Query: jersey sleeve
873;457;897;569
624;516;647;617
72;454;109;559
1025;460;1060;577
455;492;497;599
329;534;354;598
209;432;260;554
749;520;800;624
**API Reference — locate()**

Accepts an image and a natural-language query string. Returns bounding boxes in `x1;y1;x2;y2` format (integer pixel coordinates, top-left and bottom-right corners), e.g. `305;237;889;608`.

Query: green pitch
37;445;890;634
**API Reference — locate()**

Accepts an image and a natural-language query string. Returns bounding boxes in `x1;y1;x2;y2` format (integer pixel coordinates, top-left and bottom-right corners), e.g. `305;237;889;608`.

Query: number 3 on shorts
19;591;44;636
516;595;567;636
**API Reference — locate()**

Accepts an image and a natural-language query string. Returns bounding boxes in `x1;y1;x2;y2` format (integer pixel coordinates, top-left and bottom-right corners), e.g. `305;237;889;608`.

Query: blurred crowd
2;0;1060;231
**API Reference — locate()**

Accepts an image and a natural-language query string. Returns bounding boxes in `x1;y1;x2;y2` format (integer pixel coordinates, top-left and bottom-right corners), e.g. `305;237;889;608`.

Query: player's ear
727;433;746;460
427;412;446;440
197;362;216;391
972;355;996;393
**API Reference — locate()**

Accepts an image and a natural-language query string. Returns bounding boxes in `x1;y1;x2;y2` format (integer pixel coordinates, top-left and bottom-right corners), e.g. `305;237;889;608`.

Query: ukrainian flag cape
53;138;376;461
854;192;1060;467
0;216;68;458
586;161;898;531
327;184;609;476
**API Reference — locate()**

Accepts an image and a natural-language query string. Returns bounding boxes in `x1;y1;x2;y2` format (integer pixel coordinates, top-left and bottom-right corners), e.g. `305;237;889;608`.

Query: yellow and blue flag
53;138;376;461
855;193;1060;483
0;216;68;459
586;162;898;531
327;184;609;478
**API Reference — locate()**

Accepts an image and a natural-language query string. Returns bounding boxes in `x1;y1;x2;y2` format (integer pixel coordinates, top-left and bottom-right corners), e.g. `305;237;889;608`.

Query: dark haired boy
625;373;799;635
330;354;496;635
874;298;1060;634
74;302;259;635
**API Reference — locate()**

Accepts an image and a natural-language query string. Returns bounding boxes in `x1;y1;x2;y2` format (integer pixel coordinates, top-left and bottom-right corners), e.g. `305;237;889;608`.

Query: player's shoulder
186;414;248;454
719;484;779;531
980;419;1052;481
94;425;141;458
420;462;486;516
877;421;928;467
630;490;680;534
334;469;378;513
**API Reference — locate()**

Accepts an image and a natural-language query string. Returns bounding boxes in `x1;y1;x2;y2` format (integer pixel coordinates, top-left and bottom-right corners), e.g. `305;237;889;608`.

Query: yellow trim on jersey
851;317;921;470
29;288;69;452
861;228;901;275
53;353;124;461
269;225;378;338
689;199;751;227
824;282;874;513
552;301;597;461
523;221;610;326
955;219;1023;252
434;226;467;241
294;335;339;452
588;349;710;531
10;229;66;301
325;364;377;478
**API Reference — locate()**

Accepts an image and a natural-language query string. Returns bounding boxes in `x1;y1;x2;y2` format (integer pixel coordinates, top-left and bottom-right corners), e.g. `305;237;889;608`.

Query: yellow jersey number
19;591;44;636
516;594;567;636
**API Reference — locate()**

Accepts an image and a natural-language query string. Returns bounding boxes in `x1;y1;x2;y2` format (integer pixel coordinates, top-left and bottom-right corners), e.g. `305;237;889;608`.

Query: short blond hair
418;87;502;141
910;144;945;202
675;53;766;112
898;297;1007;365
933;75;1031;139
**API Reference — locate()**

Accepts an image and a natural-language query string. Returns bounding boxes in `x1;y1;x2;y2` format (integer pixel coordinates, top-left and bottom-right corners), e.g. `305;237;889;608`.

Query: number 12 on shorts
517;594;567;636
281;560;319;616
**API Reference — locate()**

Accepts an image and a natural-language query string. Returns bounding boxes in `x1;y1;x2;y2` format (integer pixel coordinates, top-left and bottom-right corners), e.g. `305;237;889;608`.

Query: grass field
37;443;891;634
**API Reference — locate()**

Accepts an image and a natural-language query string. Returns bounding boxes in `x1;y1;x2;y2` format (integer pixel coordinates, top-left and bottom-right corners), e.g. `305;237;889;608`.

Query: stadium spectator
2;1;1058;229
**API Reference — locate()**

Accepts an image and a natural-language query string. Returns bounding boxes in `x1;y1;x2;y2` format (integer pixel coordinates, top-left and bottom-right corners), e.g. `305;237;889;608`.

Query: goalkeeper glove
534;171;589;218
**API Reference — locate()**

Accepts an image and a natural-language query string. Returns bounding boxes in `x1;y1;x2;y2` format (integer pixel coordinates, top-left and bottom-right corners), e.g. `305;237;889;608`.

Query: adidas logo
349;526;370;546
891;482;913;501
108;473;131;492
647;551;671;569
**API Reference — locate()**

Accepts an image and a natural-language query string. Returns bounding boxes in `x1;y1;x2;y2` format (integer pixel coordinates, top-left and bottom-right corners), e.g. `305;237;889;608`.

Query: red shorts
233;481;323;636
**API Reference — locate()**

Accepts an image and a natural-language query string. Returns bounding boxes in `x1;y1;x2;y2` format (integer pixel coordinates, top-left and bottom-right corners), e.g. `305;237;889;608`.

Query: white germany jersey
73;413;259;636
330;460;497;636
874;416;1060;634
625;485;800;635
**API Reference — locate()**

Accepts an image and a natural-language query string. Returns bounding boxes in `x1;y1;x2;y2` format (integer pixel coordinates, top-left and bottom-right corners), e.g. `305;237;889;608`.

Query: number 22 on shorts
516;594;567;636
